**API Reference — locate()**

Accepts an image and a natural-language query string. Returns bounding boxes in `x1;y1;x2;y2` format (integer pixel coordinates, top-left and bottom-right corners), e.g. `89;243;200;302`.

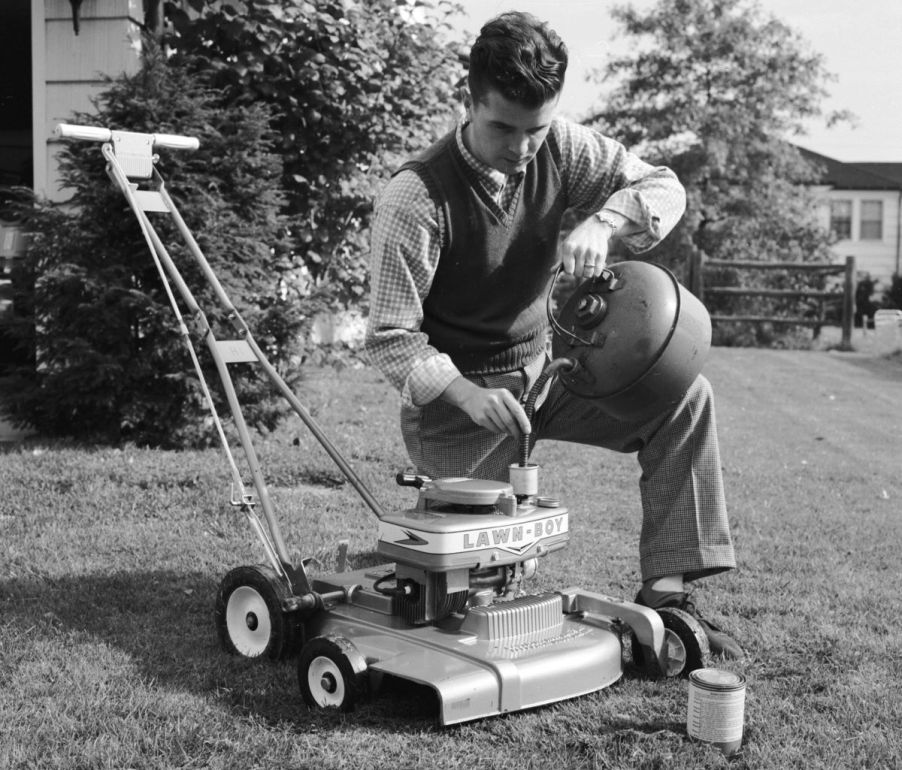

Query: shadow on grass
0;568;442;732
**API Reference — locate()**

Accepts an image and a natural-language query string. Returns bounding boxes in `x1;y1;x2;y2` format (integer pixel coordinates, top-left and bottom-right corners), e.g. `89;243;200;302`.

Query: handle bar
55;123;200;151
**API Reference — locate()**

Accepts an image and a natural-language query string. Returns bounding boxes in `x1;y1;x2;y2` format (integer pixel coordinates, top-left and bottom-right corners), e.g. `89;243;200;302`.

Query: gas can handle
547;264;599;347
597;267;619;290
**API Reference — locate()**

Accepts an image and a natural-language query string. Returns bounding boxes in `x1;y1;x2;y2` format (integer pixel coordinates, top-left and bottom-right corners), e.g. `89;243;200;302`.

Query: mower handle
55;123;200;151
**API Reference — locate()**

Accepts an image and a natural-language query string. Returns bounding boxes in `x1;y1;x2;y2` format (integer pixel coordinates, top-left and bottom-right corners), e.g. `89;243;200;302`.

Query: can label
687;669;746;754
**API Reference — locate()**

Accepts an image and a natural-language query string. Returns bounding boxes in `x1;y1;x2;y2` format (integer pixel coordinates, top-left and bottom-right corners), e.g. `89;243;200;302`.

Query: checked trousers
400;354;736;583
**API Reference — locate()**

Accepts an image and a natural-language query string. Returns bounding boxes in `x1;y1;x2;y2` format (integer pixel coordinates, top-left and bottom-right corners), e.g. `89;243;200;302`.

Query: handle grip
55;124;112;142
150;133;201;151
55;123;200;150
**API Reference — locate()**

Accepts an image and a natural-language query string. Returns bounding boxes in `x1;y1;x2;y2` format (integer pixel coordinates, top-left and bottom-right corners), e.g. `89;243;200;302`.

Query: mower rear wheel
215;565;301;660
632;606;710;678
298;636;368;712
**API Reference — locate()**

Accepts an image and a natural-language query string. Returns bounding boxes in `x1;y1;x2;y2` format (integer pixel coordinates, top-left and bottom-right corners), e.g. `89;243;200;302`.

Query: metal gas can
551;261;711;421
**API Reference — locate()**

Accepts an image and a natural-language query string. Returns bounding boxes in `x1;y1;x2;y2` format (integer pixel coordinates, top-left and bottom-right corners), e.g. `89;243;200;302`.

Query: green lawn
1;347;900;769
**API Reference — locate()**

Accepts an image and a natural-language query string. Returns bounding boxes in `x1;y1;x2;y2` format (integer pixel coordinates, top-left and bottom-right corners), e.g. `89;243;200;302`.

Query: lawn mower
55;124;713;725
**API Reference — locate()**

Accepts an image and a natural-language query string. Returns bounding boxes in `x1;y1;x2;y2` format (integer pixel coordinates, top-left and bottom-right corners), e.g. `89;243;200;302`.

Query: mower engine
376;475;567;625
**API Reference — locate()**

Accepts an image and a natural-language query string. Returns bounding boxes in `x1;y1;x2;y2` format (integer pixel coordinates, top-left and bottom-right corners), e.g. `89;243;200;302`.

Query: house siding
33;0;141;200
814;188;902;285
1;0;141;440
802;148;902;288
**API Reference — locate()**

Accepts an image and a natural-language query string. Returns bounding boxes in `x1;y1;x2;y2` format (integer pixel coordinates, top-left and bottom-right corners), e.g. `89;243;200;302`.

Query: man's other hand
441;377;532;437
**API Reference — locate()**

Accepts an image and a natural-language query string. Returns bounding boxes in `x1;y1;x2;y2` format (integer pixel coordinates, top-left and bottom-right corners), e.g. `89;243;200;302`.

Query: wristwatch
594;211;621;236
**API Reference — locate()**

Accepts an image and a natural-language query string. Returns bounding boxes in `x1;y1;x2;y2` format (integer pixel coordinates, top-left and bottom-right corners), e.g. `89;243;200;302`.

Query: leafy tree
588;0;852;344
0;50;302;446
166;0;466;320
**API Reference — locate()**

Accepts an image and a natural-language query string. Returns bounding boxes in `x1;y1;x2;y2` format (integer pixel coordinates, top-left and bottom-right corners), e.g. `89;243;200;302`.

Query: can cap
690;668;744;687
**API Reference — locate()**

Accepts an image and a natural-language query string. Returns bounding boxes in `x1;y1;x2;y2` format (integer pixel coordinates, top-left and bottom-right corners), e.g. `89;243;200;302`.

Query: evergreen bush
0;50;303;447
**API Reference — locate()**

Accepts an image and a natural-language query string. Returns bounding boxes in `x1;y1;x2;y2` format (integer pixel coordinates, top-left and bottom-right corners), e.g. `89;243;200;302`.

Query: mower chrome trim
557;588;673;675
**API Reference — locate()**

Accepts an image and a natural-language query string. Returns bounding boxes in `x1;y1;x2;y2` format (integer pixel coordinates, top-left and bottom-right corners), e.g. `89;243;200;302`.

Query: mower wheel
215;565;301;660
298;636;368;712
632;606;710;678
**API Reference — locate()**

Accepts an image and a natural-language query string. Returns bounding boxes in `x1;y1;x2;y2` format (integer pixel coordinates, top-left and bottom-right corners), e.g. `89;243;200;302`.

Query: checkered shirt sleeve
365;118;686;407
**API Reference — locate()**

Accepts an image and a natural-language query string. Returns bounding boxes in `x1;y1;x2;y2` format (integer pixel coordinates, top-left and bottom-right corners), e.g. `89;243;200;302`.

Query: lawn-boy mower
56;124;714;725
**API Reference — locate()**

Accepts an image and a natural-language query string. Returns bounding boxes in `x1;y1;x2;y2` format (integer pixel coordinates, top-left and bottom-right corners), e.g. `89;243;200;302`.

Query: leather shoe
637;591;744;660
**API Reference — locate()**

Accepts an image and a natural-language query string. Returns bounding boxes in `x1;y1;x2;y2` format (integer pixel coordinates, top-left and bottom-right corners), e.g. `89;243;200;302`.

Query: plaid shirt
366;118;686;407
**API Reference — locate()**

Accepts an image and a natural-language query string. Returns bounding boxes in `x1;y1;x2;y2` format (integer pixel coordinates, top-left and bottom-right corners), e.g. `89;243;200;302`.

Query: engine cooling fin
461;593;564;643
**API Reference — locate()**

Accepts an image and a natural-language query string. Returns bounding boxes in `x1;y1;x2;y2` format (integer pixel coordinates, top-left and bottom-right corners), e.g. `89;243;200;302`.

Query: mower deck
310;565;624;725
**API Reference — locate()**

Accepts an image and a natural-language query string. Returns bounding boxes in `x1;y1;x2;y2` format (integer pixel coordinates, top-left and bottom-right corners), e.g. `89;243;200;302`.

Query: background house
1;0;140;439
1;0;142;270
800;147;902;292
0;0;141;204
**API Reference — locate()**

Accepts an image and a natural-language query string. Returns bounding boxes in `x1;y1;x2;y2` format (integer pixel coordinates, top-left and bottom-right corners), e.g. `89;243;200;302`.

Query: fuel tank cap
427;478;514;506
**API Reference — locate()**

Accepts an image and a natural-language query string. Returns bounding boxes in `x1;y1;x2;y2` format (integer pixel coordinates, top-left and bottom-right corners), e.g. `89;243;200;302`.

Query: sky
450;0;902;162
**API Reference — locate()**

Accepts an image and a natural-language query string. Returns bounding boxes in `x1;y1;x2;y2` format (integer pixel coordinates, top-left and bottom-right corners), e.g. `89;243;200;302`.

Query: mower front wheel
298;636;368;712
632;606;710;678
215;565;301;660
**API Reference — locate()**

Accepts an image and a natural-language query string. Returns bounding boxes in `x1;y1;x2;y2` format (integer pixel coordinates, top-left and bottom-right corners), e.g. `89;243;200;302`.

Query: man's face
464;88;559;175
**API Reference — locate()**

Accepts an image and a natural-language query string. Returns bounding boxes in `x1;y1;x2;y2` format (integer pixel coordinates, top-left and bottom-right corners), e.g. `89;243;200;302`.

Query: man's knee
648;374;716;443
687;374;714;406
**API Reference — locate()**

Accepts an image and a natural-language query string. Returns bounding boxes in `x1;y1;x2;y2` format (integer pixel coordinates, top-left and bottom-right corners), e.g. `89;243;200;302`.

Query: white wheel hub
307;656;346;707
226;585;272;657
661;628;688;677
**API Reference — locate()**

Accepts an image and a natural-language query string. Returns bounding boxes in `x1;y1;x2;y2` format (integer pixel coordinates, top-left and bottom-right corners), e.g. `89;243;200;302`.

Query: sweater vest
397;130;568;375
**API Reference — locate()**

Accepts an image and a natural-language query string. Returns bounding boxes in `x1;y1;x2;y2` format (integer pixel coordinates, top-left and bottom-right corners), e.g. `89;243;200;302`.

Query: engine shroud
376;478;569;572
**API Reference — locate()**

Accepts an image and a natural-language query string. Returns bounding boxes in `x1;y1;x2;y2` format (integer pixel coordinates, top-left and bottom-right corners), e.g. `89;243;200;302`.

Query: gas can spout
510;356;577;500
517;357;578;467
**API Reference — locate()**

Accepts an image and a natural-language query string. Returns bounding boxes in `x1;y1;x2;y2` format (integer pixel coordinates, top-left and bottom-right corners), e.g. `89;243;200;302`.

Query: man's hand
441;377;532;437
560;215;616;278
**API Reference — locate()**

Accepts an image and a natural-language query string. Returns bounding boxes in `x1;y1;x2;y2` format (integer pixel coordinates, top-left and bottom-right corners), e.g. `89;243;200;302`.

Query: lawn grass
1;348;900;769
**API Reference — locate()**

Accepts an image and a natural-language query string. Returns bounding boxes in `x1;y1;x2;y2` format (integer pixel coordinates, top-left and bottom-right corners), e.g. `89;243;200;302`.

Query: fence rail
689;254;855;350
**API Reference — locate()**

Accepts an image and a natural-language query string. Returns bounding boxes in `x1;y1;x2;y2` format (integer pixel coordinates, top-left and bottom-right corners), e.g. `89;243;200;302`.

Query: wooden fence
689;253;855;350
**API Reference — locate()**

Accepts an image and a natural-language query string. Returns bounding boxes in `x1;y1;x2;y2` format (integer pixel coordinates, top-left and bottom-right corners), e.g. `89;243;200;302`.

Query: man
366;11;742;658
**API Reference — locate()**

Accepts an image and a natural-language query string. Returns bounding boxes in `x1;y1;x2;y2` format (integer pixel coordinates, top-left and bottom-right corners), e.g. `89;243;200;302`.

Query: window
860;200;883;240
830;199;852;239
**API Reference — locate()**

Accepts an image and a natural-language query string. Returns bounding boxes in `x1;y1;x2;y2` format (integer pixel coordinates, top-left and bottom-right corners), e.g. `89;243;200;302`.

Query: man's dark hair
468;12;568;108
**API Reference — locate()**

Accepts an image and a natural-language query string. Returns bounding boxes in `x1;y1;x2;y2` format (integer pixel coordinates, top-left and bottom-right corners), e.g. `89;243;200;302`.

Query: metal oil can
686;668;747;757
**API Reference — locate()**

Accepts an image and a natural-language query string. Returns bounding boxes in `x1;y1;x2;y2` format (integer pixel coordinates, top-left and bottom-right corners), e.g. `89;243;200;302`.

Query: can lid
689;668;745;687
